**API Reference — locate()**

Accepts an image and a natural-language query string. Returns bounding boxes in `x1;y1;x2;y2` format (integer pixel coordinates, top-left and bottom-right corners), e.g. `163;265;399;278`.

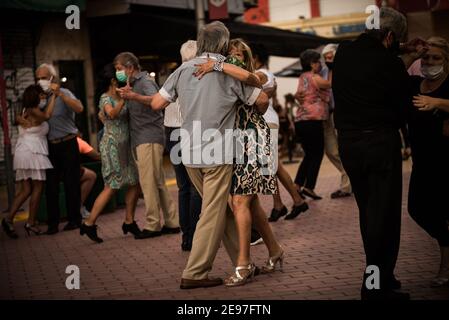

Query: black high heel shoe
301;188;322;200
80;223;103;243
284;202;309;220
122;221;142;238
24;223;43;236
262;249;285;274
1;218;18;239
268;206;288;222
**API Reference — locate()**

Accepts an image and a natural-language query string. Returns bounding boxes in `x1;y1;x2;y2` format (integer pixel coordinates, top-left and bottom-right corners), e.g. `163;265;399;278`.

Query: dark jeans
46;137;81;228
294;120;324;189
338;129;402;290
165;126;201;244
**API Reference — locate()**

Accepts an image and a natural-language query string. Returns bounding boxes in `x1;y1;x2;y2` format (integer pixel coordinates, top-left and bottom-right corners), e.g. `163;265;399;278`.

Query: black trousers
294;120;324;190
400;125;410;149
46;137;81;227
338;130;402;290
165;127;201;245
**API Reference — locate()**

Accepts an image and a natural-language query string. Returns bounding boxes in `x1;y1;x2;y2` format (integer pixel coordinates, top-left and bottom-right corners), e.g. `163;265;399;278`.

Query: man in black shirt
333;7;425;300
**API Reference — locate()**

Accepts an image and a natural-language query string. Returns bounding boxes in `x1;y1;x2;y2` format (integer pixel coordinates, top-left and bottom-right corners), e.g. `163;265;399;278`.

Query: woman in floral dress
80;64;141;243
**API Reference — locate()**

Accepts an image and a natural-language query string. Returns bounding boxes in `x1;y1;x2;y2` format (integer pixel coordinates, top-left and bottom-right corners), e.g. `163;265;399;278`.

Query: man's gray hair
180;40;198;62
196;21;230;56
114;52;141;70
37;63;57;79
379;7;407;41
322;43;338;56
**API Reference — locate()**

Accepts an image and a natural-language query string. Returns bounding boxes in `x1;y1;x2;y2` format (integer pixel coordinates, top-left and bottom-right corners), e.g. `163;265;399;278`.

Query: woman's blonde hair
229;38;255;72
427;36;449;72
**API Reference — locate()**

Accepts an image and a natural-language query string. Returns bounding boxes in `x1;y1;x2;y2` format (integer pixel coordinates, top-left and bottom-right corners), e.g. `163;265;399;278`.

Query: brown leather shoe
180;277;223;289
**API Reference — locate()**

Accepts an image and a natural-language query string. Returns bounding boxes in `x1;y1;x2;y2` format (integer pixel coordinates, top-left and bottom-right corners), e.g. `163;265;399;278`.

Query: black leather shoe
390;275;402;290
161;226;181;234
181;241;192;251
63;222;81;231
361;289;410;300
284;202;309;220
301;188;322;200
330;190;352;199
136;229;162;239
45;226;59;235
180;277;223;289
268;206;288;222
122;221;142;238
80;223;103;243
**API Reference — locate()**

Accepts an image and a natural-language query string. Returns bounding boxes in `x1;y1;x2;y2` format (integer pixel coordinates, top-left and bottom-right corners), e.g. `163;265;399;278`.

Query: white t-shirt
257;68;279;126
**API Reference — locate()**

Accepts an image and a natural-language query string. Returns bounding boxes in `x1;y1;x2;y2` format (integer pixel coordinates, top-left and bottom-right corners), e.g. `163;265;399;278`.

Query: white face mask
38;76;53;92
38;99;47;109
421;65;444;80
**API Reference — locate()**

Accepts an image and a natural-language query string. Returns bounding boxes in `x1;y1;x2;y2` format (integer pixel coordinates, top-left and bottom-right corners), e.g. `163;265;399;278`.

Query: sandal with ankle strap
262;249;285;273
224;263;256;287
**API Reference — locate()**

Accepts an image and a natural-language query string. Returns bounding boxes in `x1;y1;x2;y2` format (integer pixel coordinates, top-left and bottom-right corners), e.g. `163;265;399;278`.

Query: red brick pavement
1;160;448;300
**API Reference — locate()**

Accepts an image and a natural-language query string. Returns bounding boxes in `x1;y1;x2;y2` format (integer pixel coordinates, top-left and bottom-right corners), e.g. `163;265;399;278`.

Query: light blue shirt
46;87;80;140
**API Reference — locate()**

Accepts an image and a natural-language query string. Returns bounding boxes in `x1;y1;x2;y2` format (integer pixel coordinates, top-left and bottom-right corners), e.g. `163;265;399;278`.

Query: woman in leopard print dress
194;39;284;287
229;53;277;196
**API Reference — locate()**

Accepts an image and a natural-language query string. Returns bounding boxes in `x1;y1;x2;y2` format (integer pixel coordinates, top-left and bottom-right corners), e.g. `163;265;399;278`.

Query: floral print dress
99;94;138;189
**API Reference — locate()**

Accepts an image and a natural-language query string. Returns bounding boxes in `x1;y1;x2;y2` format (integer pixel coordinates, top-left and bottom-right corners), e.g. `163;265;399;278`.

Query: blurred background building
244;0;449;118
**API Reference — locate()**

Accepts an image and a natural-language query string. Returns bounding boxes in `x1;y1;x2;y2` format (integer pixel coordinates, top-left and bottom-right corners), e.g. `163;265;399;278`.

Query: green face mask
116;70;128;83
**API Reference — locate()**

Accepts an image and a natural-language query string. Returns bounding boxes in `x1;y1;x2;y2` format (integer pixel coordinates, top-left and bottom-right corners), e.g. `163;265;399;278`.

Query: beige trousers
134;143;178;231
323;115;351;193
182;165;239;280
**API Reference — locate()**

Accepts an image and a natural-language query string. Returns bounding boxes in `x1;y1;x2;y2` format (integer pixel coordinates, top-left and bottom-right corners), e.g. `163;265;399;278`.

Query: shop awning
88;11;332;67
274;59;303;78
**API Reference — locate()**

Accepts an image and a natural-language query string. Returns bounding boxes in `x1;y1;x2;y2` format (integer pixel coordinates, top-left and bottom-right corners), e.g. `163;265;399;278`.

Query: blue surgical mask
116;70;128;83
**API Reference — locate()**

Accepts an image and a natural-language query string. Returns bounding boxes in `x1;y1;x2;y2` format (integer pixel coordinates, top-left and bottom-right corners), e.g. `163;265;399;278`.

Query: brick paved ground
0;157;448;300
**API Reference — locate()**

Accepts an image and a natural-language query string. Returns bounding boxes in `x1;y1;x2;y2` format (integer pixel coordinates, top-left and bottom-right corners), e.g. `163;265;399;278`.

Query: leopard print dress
231;103;278;195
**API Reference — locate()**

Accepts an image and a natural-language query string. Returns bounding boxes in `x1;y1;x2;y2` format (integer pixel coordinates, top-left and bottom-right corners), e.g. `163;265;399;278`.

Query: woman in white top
1;85;56;239
253;45;308;222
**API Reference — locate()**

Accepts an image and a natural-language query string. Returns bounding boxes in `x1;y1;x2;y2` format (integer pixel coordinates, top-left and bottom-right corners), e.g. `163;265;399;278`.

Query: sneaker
250;229;263;246
80;206;90;219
